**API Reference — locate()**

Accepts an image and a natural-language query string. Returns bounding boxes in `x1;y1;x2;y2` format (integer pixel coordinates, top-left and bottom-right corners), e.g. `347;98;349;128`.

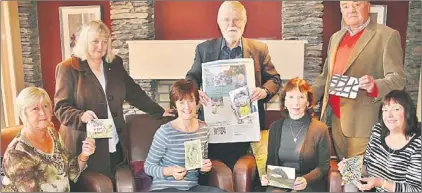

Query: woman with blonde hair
2;87;95;192
54;20;174;185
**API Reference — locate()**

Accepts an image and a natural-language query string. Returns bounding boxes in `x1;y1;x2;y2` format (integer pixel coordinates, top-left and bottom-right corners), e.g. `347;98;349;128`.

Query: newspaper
202;58;261;143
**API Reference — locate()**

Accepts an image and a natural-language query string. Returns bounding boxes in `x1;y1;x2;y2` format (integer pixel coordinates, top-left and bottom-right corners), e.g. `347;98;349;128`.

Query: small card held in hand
329;74;360;99
87;119;113;139
184;139;203;170
338;155;363;186
267;165;295;189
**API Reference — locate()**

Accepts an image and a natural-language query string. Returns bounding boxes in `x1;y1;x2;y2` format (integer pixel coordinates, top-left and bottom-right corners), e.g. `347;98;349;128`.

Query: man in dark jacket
186;1;281;170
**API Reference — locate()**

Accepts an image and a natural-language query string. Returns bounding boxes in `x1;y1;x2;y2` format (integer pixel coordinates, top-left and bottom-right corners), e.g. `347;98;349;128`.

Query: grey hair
72;20;115;63
15;87;52;125
217;1;247;21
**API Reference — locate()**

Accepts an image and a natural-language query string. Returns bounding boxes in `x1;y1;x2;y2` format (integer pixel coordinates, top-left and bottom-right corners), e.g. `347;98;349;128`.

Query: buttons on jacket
112;112;117;117
107;95;114;101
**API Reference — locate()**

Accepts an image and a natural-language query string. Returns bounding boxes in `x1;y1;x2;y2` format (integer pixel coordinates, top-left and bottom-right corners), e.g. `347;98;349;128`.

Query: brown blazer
313;20;406;138
54;56;164;179
186;37;282;130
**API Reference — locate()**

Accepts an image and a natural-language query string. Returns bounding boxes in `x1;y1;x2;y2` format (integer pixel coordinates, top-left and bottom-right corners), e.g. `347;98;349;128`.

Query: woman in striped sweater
144;79;224;192
351;90;421;192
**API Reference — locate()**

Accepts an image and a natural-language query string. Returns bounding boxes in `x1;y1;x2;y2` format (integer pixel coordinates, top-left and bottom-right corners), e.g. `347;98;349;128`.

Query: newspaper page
202;58;261;143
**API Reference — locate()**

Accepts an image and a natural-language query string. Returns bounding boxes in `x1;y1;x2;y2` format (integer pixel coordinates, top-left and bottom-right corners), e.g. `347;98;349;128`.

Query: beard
223;30;242;44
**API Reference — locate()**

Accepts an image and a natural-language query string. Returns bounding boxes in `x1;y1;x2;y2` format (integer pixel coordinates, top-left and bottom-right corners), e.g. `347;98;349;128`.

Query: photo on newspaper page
229;86;254;119
202;58;260;143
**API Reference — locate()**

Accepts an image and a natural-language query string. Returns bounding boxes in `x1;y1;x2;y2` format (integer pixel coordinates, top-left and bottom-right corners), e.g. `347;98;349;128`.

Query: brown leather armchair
1;125;113;192
233;155;257;192
328;159;342;192
327;127;342;192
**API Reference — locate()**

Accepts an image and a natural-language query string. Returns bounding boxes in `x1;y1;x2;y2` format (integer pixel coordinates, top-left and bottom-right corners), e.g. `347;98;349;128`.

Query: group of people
1;0;420;192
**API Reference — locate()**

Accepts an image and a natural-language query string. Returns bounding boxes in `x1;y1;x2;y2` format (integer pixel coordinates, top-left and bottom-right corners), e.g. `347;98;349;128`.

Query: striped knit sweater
364;123;421;192
144;121;209;191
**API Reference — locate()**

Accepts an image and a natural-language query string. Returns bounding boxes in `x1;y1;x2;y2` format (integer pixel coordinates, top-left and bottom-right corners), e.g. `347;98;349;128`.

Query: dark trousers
198;142;250;186
199;108;250;170
208;142;250;170
110;142;124;191
151;185;225;192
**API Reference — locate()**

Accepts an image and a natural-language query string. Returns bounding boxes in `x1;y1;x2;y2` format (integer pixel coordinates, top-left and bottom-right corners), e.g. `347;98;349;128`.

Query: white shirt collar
345;18;371;36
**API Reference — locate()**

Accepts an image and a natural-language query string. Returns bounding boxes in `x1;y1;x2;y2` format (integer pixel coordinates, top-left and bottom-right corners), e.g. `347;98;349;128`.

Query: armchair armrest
328;159;342;192
208;160;234;192
73;170;113;192
115;165;135;192
233;155;257;192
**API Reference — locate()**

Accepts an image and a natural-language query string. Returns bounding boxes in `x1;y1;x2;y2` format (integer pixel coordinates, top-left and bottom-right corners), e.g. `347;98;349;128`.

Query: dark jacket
186;37;281;130
54;56;164;179
266;116;331;191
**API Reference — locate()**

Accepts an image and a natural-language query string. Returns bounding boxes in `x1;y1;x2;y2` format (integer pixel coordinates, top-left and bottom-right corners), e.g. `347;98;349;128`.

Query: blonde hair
15;87;52;125
72;20;115;63
217;1;247;21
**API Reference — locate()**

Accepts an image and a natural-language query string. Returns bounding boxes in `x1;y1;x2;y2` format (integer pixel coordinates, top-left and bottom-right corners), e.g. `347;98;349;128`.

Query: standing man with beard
186;1;281;173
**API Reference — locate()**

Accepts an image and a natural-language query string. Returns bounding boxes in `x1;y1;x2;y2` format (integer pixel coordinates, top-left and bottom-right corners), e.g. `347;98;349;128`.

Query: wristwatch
262;87;270;96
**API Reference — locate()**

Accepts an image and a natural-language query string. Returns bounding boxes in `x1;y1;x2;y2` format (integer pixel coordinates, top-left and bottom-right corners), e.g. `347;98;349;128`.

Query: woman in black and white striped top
357;90;421;192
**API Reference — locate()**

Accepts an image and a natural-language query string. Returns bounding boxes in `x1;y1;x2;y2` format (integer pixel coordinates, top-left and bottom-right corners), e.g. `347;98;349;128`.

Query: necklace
289;121;306;143
387;146;396;157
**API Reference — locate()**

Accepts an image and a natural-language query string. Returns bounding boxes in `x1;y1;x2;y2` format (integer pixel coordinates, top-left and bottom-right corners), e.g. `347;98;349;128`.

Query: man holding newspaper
185;1;281;172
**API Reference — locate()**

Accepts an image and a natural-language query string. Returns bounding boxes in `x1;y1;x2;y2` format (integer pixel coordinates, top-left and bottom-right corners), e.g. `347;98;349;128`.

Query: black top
266;114;331;191
278;115;312;172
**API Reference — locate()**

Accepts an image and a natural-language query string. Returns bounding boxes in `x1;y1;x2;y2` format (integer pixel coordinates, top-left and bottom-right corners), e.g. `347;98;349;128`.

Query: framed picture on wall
370;5;387;25
59;6;101;60
341;4;387;28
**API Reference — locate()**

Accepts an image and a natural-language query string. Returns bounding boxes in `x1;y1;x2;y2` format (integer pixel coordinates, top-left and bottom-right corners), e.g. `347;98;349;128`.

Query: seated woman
345;90;421;192
144;79;224;192
1;87;95;192
261;78;330;192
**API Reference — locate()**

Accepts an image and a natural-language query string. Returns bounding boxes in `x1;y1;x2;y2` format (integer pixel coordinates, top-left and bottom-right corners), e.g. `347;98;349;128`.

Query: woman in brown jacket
54;20;173;184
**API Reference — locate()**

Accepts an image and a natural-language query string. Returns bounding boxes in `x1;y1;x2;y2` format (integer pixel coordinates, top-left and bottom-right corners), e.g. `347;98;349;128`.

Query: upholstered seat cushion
130;161;152;192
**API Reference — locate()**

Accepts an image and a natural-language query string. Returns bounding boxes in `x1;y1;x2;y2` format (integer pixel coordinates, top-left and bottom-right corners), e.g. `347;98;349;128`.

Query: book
267;165;296;189
184;139;203;170
86;119;113;139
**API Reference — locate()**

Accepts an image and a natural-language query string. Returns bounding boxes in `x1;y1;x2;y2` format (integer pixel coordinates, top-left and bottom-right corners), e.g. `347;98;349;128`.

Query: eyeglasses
219;18;244;25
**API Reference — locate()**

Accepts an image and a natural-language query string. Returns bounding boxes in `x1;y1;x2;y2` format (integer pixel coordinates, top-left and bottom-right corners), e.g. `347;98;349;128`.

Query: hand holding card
329;74;360;99
184;139;203;170
87;119;114;139
267;165;296;189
